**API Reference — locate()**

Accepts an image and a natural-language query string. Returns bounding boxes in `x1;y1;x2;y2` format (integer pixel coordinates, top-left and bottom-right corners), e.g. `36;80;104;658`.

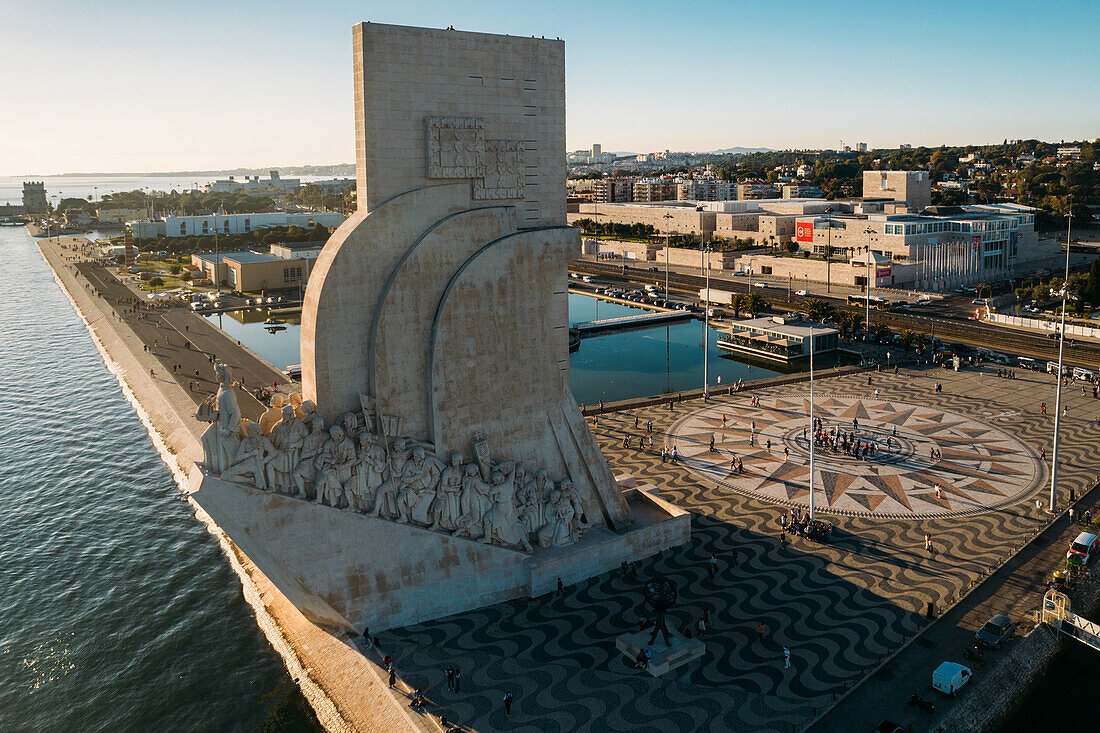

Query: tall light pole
703;242;711;401
808;320;816;520
663;212;673;300
1049;203;1072;513
863;227;875;333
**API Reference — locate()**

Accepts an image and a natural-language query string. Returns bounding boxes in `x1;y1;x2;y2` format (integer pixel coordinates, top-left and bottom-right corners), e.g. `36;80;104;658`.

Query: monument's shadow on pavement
381;513;929;732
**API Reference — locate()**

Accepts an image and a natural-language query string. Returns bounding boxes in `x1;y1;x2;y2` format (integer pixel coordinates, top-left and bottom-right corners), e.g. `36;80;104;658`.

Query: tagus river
0;226;320;731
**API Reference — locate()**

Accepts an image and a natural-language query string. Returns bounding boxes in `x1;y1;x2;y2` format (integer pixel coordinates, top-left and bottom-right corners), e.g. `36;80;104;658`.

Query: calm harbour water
0;226;317;731
207;294;808;405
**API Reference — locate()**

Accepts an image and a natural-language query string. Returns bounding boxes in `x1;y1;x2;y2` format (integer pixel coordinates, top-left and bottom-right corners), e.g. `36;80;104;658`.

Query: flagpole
1049;203;1072;512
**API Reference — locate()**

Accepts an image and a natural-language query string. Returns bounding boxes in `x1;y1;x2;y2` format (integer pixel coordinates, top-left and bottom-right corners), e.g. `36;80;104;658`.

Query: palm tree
799;298;834;321
873;323;892;343
730;293;746;318
901;329;917;350
745;292;765;317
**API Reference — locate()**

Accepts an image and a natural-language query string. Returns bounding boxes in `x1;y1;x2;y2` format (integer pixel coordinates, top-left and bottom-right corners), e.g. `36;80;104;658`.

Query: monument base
616;630;706;677
190;473;690;632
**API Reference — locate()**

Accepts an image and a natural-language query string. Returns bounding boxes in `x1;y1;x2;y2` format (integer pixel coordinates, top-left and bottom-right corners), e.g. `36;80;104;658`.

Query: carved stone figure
527;467;554;528
396;446;442;525
372;437;410;520
452;463;492;539
429;453;464;532
314;425;356;508
223;422;273;489
558;479;590;536
294;417;326;499
267;404;307;494
538;487;579;549
356;431;388;514
516;470;542;537
199;363;241;474
480;470;530;551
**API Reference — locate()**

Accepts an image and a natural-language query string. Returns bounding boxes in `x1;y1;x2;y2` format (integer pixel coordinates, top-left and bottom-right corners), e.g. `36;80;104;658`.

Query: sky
1;0;1098;175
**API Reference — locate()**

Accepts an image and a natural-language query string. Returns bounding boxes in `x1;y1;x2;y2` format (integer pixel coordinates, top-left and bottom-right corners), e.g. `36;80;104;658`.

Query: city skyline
2;0;1098;175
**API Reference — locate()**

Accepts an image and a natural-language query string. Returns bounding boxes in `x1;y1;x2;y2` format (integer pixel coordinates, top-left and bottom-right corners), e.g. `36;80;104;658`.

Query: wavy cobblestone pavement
382;365;1099;732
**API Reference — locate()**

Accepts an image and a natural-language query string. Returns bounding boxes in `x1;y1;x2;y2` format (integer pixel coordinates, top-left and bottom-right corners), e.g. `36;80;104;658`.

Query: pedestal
616;629;706;677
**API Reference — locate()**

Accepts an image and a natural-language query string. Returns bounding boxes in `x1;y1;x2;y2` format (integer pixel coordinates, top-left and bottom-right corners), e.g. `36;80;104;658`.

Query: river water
0;226;318;731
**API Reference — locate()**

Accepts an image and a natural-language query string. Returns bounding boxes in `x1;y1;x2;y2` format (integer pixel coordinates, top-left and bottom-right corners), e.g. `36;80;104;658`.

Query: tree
730;293;746;318
901;329;917;350
148;277;165;288
799;298;834;321
170;264;181;275
784;241;799;254
744;292;765;316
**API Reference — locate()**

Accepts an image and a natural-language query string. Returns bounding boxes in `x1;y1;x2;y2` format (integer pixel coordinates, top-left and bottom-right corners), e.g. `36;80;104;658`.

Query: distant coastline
14;164;356;178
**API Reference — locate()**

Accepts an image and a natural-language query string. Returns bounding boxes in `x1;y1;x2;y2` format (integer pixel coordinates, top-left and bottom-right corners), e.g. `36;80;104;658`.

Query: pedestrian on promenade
756;622;767;643
780;530;786;548
925;533;934;554
1041;402;1047;415
445;665;455;691
388;666;396;688
454;667;461;693
708;554;718;580
503;691;514;716
1069;507;1076;524
635;416;639;428
731;548;739;565
783;647;791;669
709;436;715;452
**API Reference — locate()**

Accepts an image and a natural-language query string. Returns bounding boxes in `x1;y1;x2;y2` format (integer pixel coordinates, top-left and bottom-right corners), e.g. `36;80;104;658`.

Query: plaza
376;364;1097;731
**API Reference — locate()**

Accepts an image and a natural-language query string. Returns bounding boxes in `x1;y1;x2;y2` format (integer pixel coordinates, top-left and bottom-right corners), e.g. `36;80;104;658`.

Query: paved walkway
381;366;1099;732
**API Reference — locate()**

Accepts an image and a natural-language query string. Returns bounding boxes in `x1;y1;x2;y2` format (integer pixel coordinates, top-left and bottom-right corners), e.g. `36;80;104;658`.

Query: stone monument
191;22;689;633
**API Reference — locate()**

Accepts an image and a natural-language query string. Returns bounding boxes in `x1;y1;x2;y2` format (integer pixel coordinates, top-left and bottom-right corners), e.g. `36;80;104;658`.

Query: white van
1072;367;1095;381
932;662;972;696
1047;361;1069;376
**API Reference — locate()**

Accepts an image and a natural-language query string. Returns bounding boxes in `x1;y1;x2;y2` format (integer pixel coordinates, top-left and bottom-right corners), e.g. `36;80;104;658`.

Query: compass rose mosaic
670;394;1044;518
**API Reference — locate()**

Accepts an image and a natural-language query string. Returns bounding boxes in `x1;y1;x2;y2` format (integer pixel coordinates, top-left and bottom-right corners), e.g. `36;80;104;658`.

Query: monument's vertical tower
303;23;631;531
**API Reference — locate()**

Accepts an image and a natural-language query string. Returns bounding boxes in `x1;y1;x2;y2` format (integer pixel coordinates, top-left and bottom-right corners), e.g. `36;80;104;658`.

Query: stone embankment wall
932;567;1100;733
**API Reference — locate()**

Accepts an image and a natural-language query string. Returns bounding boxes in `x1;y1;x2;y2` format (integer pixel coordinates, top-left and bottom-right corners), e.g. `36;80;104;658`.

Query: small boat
263;317;285;326
284;364;302;379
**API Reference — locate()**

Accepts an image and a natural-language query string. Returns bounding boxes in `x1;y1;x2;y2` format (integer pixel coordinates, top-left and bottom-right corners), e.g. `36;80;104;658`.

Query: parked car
753;282;770;289
1067;532;1100;565
1017;357;1039;371
975;614;1016;648
932;662;972;696
1072;367;1095;381
795;289;808;296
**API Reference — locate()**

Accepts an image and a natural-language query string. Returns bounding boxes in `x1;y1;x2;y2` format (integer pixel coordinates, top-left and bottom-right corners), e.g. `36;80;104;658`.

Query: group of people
780;508;833;542
199;364;590;553
813;425;884;461
995;369;1018;379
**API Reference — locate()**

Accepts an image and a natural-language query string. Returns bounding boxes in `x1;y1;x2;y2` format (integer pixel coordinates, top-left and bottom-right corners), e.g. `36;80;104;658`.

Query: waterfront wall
932;566;1100;733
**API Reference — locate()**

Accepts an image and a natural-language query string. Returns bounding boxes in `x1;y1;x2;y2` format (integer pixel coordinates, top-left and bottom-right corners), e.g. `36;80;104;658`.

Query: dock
573;310;694;337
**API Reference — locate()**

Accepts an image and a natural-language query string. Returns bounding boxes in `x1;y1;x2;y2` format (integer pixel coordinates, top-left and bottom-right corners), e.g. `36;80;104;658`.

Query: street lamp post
1049;204;1072;513
703;243;711;401
863;227;875;333
809;321;816;520
663;213;673;300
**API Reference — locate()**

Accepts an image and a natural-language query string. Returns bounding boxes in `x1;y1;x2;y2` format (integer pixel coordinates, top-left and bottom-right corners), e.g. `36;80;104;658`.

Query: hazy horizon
2;0;1098;176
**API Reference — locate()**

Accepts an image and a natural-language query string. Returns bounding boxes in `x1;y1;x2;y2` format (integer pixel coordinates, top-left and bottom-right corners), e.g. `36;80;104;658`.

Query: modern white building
158;211;344;237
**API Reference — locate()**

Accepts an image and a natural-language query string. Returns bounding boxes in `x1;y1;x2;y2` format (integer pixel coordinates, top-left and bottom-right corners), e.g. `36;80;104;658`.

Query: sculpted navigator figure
480;470;531;551
357;430;388;514
373;437;410;520
199;363;241;474
223;422;273;489
267;404;308;493
538;486;584;549
294;417;326;498
453;463;492;539
396;446;442;525
314;424;356;508
429;453;464;532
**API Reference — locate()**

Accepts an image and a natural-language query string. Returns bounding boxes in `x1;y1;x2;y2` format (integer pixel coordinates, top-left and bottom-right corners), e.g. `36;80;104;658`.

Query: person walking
503;691;514;716
445;665;455;692
388;666;396;689
756;621;767;643
707;554;718;580
783;647;791;669
924;533;934;554
453;667;461;693
1069;507;1076;525
1040;402;1047;416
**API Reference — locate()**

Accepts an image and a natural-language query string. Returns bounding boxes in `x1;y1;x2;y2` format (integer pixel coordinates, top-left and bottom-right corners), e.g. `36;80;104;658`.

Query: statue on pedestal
294;417;326;499
480;469;530;551
223;422;274;489
267;404;307;493
429;453;464;532
314;424;356;507
643;576;678;648
198;363;241;474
